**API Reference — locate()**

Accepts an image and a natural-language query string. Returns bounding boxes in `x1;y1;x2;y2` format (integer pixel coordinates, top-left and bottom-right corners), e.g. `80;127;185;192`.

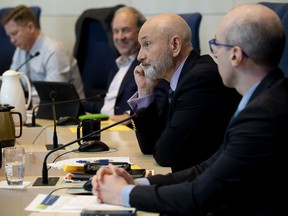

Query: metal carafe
0;104;22;149
0;70;32;125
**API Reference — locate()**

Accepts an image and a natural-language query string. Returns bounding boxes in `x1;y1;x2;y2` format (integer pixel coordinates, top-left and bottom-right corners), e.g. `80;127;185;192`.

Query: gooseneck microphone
16;51;40;71
32;108;146;186
50;91;59;150
28;93;106;127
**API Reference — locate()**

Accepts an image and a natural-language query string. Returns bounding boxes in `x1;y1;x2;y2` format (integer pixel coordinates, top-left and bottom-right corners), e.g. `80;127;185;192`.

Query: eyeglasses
208;38;249;58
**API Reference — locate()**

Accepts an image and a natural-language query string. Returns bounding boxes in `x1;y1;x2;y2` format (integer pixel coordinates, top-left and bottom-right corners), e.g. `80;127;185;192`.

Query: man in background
84;6;168;125
92;4;288;215
1;5;85;102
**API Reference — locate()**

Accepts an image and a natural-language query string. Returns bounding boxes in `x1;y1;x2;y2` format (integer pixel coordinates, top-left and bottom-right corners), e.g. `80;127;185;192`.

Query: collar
170;55;189;91
237;82;260;112
29;33;44;55
116;53;137;68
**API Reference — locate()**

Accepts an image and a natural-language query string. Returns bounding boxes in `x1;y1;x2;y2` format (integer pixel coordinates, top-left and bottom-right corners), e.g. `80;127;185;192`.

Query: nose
10;37;16;45
119;31;127;40
137;48;145;61
114;30;125;40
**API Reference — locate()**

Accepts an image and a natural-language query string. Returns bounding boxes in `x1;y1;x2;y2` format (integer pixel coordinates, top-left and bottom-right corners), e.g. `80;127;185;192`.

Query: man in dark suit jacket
83;7;147;125
127;13;240;172
132;50;240;172
92;4;288;216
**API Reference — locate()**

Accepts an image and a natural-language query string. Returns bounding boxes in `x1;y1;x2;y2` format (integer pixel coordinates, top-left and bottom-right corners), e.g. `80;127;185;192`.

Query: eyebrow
139;35;148;41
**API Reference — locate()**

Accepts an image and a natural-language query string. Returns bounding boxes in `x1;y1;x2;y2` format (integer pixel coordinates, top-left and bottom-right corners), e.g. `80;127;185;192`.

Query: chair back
0;6;41;75
179;13;202;55
73;5;124;98
259;2;288;75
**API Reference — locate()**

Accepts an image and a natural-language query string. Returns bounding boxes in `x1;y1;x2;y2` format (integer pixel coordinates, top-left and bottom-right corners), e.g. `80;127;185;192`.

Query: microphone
47;91;60;150
32;108;146;186
16;51;40;71
26;93;106;127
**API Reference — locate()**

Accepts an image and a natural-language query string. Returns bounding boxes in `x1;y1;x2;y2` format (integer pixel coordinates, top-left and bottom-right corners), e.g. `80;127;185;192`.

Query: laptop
33;81;85;120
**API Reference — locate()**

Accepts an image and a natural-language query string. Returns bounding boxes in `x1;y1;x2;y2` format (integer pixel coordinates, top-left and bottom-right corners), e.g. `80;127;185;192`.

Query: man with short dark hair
2;5;85;101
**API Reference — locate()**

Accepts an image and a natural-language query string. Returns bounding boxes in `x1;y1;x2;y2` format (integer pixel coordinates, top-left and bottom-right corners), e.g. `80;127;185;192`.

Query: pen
75;160;89;163
75;159;113;163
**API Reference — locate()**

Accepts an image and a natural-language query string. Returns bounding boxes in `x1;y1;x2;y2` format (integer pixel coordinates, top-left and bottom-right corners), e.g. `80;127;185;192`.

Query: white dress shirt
100;53;136;115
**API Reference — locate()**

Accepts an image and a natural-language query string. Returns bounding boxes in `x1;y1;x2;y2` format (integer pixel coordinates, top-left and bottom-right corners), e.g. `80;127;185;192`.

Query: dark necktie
168;88;174;103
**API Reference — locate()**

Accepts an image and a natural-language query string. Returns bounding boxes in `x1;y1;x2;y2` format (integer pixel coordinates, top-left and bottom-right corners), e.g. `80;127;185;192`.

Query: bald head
219;3;285;67
140;14;192;53
137;14;193;81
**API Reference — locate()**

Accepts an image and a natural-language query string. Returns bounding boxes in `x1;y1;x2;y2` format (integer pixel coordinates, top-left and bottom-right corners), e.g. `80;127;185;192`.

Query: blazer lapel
117;58;140;97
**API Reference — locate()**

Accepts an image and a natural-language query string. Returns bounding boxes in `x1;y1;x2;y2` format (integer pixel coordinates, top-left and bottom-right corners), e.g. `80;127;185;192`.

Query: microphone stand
16;52;40;71
32;109;145;186
45;91;62;150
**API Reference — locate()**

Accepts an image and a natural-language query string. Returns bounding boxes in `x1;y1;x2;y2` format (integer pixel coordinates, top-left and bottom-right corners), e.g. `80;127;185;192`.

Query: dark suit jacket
133;51;241;172
130;68;288;216
84;57;140;114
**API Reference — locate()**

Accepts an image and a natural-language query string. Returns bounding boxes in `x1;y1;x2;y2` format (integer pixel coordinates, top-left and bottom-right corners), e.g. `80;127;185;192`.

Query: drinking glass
3;146;25;185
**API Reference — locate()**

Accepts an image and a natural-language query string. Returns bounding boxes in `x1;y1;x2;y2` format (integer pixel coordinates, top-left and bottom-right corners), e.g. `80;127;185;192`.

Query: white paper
25;194;135;213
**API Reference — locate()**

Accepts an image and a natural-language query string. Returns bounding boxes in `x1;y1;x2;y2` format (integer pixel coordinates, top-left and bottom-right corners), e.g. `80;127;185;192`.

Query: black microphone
16;51;40;71
32;108;146;186
27;93;106;127
49;91;59;150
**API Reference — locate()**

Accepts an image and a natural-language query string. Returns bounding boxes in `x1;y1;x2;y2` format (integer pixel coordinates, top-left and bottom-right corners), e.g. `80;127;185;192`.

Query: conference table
0;119;171;216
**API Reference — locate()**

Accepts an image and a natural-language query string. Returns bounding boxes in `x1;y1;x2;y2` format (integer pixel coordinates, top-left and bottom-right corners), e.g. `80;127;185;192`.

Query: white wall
1;0;286;55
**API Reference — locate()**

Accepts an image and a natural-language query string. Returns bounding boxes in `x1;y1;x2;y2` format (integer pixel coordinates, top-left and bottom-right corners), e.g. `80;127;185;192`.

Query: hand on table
92;163;137;205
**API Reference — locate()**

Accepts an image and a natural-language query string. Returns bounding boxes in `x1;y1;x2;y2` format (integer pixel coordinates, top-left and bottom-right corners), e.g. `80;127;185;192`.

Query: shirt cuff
136;178;150;185
121;179;150;207
121;185;135;207
127;92;155;112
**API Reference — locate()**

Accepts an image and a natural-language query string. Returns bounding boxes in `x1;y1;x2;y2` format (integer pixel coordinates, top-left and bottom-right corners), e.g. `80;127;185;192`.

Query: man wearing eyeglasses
92;4;288;216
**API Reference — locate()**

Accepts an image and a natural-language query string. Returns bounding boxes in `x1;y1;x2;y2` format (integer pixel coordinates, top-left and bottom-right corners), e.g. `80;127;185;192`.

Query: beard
142;48;173;80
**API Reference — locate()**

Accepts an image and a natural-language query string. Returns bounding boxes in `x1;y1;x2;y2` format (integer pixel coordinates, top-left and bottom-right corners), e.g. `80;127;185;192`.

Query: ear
170;35;181;57
26;21;36;32
230;46;244;66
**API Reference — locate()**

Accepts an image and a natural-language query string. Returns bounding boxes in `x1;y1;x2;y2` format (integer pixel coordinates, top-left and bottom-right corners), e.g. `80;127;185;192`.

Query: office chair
179;13;202;55
258;2;288;75
0;6;41;75
73;5;124;99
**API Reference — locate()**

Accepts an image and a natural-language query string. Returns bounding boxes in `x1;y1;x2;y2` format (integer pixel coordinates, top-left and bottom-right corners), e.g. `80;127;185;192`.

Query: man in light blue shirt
2;5;85;102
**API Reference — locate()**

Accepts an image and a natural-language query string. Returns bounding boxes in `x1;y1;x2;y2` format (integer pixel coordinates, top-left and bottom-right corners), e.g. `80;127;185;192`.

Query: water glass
3;146;25;185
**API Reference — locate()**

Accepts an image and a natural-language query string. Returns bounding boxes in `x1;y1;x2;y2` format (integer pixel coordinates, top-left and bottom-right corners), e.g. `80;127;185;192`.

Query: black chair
179;13;202;55
73;5;124;99
0;6;41;75
258;2;288;75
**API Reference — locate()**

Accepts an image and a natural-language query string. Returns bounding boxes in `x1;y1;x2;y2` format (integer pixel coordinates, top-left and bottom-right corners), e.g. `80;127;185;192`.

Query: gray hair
225;14;285;67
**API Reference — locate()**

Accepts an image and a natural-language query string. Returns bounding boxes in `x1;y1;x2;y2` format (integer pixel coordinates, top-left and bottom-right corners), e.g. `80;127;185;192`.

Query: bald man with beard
127;13;240;172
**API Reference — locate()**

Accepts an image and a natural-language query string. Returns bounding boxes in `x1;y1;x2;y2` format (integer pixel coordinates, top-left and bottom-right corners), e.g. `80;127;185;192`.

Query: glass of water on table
3;146;25;185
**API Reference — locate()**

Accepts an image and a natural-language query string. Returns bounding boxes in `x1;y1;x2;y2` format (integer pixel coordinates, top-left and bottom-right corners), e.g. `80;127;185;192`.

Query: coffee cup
77;119;101;145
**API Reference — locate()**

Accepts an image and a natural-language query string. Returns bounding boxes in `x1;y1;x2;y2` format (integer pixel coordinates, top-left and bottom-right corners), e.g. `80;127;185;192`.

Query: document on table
25;194;135;213
48;156;131;172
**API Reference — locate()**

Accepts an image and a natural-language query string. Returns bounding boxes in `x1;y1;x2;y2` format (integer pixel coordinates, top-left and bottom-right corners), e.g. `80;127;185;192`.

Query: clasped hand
91;163;137;206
